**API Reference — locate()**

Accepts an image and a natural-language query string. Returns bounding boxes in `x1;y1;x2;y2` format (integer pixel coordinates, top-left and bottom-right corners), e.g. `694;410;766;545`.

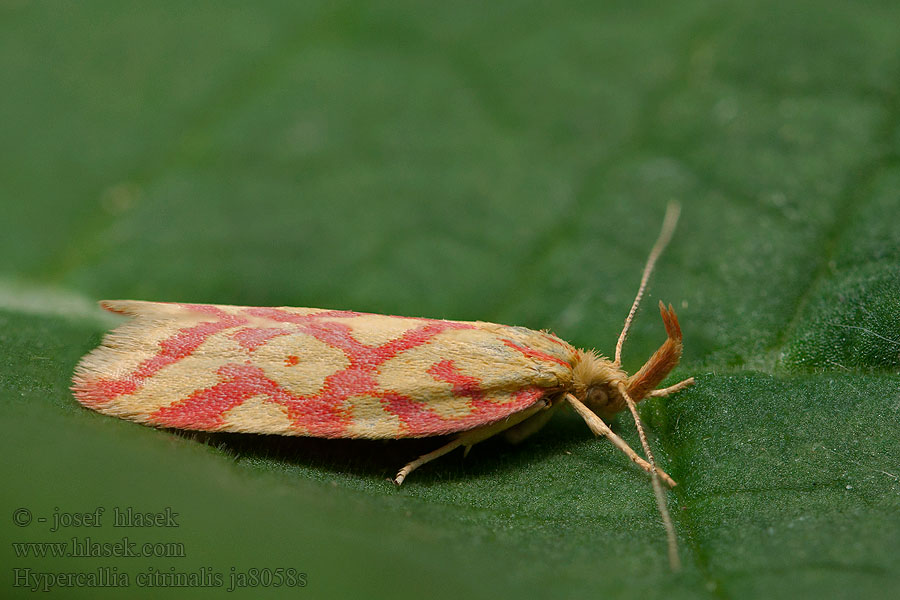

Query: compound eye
586;386;608;409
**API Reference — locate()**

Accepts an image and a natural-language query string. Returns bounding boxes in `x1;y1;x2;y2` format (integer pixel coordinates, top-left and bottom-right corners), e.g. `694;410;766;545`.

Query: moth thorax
572;349;628;420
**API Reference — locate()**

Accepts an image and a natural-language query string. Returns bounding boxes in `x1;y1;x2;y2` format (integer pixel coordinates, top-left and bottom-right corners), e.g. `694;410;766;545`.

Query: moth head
573;303;685;420
572;349;628;420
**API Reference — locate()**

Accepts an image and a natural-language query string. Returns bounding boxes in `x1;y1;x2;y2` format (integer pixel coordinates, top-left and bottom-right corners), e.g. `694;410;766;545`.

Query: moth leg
393;399;550;485
565;393;676;488
503;403;562;445
393;438;466;486
647;377;695;398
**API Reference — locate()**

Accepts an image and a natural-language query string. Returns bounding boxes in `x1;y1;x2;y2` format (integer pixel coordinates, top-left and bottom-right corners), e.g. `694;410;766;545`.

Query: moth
72;204;693;568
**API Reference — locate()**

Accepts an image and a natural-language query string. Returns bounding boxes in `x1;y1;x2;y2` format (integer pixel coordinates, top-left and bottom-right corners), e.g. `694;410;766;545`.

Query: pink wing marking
150;308;477;436
149;363;349;436
75;304;248;407
541;333;571;348
230;327;292;352
501;338;571;368
381;359;544;436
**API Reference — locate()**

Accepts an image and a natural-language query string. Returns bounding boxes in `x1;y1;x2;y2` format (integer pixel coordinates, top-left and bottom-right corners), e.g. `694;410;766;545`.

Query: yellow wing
72;301;577;438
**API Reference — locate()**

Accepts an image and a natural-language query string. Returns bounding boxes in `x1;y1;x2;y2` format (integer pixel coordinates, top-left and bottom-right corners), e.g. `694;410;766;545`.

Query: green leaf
2;1;898;599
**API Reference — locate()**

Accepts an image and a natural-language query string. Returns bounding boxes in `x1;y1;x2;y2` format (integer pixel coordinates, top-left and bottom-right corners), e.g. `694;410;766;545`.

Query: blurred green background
2;1;899;598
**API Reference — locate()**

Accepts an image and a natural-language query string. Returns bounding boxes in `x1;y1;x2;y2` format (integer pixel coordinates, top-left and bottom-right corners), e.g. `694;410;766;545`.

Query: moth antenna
614;202;681;367
616;382;680;571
